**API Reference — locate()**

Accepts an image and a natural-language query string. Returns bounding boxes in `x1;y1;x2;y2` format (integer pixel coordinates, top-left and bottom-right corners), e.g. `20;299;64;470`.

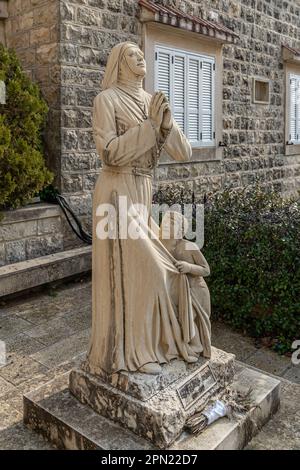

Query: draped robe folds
173;240;212;359
87;86;205;374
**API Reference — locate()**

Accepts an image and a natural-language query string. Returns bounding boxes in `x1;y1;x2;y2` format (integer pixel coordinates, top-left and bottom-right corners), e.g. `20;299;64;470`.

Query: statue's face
122;45;146;77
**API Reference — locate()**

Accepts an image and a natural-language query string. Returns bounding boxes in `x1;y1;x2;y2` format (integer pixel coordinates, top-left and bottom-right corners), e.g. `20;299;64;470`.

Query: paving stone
15;303;65;325
212;321;258;361
62;286;91;308
0;422;53;450
5;333;45;356
16;371;60;396
244;349;291;376
0;315;34;340
0;400;22;431
282;365;300;384
0;376;15;397
0;304;17;317
246;380;300;450
53;352;86;375
30;329;90;368
24;317;79;346
15;354;86;398
0;388;23;412
0;354;49;386
63;307;91;331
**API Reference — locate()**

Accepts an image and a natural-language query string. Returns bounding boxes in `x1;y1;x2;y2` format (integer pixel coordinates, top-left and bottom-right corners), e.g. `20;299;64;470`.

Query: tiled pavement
0;279;299;449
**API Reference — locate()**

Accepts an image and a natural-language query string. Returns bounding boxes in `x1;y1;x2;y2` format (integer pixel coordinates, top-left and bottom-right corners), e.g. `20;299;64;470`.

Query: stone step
0;246;91;297
23;363;280;450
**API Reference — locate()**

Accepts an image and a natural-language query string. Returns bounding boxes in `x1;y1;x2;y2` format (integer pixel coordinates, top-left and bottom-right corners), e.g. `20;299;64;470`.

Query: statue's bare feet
139;363;162;375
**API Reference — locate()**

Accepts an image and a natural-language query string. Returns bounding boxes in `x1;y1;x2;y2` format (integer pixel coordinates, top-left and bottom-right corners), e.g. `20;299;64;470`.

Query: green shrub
0;44;53;210
153;184;300;353
204;186;300;353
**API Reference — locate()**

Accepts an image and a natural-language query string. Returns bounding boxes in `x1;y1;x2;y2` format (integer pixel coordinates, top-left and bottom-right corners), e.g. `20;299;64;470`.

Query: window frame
154;44;216;149
288;73;300;144
142;21;224;162
285;63;300;156
252;77;270;105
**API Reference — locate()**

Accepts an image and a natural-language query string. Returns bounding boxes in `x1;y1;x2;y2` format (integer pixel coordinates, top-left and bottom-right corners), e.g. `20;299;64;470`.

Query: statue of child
160;211;211;358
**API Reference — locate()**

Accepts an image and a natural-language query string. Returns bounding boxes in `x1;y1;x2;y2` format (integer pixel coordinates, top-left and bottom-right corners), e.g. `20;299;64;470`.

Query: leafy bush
154;184;300;353
0;44;53;210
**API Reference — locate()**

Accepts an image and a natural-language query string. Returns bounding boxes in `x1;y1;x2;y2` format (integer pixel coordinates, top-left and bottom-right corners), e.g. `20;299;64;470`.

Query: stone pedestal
69;348;235;448
23;347;281;450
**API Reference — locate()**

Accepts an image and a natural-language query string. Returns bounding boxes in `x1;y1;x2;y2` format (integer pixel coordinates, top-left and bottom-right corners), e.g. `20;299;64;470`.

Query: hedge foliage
204;186;300;353
0;44;53;210
154;184;300;353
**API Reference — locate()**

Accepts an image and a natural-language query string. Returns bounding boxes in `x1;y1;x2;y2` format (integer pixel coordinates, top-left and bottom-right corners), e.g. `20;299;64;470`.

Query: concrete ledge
0;203;61;224
0;246;92;297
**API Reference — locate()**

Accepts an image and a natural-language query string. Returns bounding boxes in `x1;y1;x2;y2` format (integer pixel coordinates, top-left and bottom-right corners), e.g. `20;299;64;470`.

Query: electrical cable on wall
55;194;92;245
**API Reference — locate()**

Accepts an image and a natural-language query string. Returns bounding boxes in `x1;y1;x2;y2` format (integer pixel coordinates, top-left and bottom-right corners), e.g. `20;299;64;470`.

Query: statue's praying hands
149;91;172;133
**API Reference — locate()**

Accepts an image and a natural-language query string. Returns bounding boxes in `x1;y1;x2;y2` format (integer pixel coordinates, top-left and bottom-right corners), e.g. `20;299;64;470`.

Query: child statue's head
160;211;189;240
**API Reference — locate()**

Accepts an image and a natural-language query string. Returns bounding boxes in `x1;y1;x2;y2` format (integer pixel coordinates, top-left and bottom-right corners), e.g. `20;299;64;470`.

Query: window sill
285;143;300;156
159;145;223;163
191;145;223;161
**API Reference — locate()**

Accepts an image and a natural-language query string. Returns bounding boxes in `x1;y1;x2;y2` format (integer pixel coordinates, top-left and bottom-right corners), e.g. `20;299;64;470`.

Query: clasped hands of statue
149;91;173;134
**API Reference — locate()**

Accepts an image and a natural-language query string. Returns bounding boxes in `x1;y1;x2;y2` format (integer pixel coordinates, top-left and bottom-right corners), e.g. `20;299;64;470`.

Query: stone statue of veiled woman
86;41;209;376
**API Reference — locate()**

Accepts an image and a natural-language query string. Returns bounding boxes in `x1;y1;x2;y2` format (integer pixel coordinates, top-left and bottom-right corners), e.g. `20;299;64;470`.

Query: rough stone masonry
2;0;300;244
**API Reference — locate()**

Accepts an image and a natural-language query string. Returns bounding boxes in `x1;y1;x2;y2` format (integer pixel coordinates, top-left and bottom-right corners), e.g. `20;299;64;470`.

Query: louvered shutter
173;53;186;134
187;57;200;143
290;76;297;142
296;78;300;143
155;45;215;147
155;49;171;101
201;59;214;144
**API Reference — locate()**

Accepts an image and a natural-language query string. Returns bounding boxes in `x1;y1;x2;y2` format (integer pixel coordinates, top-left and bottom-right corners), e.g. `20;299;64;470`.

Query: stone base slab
23;363;280;450
69;348;235;448
81;347;235;402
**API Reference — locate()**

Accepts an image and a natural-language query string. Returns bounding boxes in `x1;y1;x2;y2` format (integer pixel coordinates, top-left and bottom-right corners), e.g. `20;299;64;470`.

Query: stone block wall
0;204;64;266
58;0;300;210
4;0;61;182
2;0;300;247
60;0;141;225
154;0;300;200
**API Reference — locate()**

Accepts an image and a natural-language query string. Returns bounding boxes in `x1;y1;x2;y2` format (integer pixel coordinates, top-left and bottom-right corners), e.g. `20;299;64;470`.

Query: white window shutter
201;59;214;144
155;49;171;101
187;57;200;143
155;45;215;147
296;79;300;142
173;53;186;134
290;76;297;142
